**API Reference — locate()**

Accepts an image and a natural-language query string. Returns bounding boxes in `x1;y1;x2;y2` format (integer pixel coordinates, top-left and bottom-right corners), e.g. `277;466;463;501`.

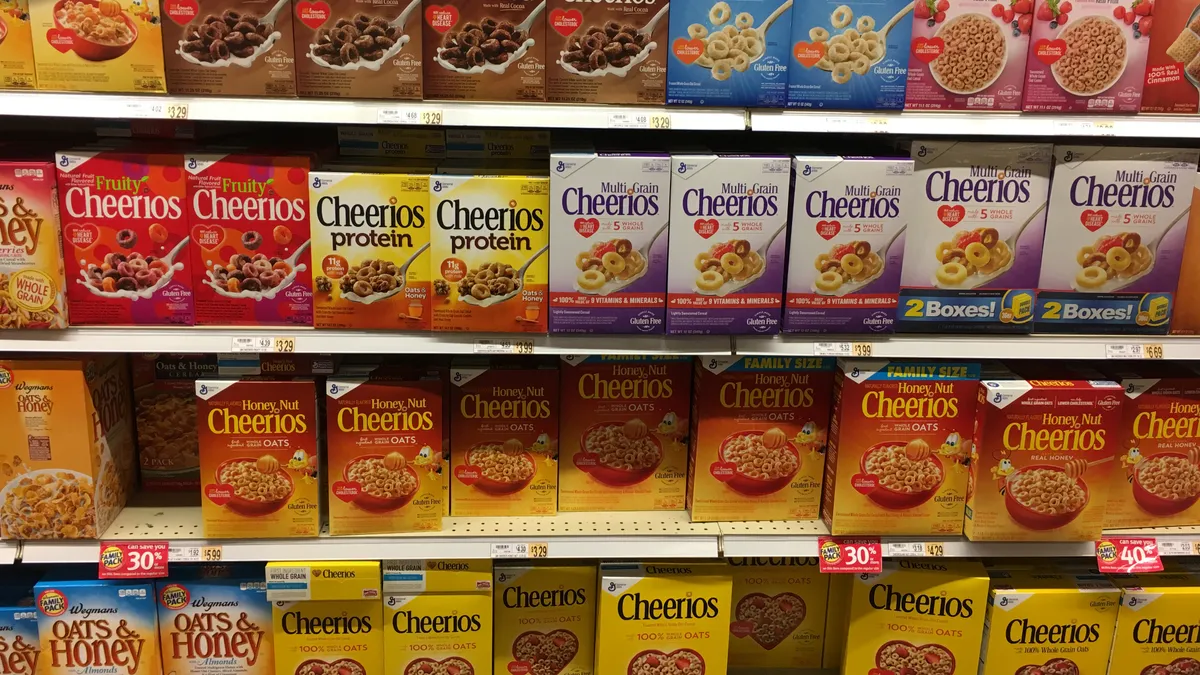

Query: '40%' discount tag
98;541;170;579
1096;537;1163;574
818;536;882;573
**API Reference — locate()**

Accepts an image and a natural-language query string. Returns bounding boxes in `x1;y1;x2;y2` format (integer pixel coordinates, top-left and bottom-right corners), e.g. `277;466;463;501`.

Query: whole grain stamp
294;0;422;98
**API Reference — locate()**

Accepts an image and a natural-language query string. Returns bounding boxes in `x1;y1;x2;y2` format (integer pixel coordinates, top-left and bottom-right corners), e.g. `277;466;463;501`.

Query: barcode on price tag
1096;537;1163;574
1157;539;1200;556
887;541;944;557
1106;343;1164;359
473;339;535;355
170;545;224;562
818;536;882;573
491;542;549;559
231;337;297;353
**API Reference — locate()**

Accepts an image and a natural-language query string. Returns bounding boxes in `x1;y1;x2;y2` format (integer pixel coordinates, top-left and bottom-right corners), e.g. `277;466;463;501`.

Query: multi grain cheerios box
786;155;911;334
667;153;789;335
689;356;834;522
293;0;423;100
546;0;669;104
268;561;383;675
558;355;691;512
29;0;166;92
0;0;36;89
843;560;988;675
0;161;67;329
382;560;492;675
1109;573;1200;674
429;173;549;333
134;353;217;491
786;0;912;109
727;557;828;671
549;151;671;334
596;562;732;675
493;563;596;675
822;359;980;536
666;0;791;106
35;576;162;675
309;171;432;331
900;141;1052;334
1170;173;1200;334
1022;0;1149;112
156;573;274;675
196;379;322;538
1141;0;1200;113
1036;146;1199;335
978;571;1120;675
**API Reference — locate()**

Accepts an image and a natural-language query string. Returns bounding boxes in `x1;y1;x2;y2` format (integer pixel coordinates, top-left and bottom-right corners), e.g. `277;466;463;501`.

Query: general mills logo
677;162;687;174
433;180;444;192
199;384;209;395
330;384;340;394
555;161;565;172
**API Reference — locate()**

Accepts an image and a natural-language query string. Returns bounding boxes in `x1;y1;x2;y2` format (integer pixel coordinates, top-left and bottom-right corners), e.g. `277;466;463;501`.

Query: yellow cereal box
0;0;36;88
429;174;549;333
382;560;492;675
979;572;1120;675
35;577;161;675
843;560;989;675
494;564;596;675
823;573;851;670
1110;572;1200;674
596;562;732;675
727;557;828;670
0;160;61;327
29;0;166;92
269;562;383;675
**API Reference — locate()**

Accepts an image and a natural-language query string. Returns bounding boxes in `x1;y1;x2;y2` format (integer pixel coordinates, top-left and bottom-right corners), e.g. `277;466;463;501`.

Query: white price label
168;545;223;563
1105;343;1164;359
125;101;166;119
824;116;890;133
231;337;296;353
377;108;422;125
888;541;944;557
1157;539;1200;556
491;542;549;559
473;339;535;355
607;113;671;130
813;342;872;357
1055;120;1118;136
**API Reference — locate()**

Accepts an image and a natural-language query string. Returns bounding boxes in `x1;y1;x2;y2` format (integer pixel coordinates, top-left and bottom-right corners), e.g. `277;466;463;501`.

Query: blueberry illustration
1133;21;1139;29
1049;20;1057;28
1134;30;1141;38
1013;27;1021;35
927;18;935;26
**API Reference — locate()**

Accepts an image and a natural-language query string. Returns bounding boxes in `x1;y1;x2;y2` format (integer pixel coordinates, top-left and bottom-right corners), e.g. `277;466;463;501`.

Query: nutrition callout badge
160;583;190;610
100;544;126;571
37;589;66;617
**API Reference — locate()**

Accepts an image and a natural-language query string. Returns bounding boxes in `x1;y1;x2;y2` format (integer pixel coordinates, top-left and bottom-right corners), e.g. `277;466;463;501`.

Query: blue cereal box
786;0;912;109
666;0;792;106
34;578;161;675
156;574;272;675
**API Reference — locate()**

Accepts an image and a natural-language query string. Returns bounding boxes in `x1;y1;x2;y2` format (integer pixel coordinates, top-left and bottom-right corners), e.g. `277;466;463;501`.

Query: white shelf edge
734;335;1195;360
749;110;1200;137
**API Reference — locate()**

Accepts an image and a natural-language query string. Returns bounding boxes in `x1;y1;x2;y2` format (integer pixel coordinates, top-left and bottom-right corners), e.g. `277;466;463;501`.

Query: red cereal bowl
1003;464;1089;531
343;454;420;513
467;443;535;495
576;422;662;487
875;640;956;675
215;457;294;516
52;0;138;62
627;649;705;675
718;430;800;496
859;441;944;510
1017;658;1080;675
1141;658;1200;675
1132;452;1200;516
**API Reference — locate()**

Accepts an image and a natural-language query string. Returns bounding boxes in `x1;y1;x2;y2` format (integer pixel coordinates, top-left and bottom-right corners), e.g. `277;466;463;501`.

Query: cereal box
546;0;668;103
293;0;422;99
0;602;38;675
133;353;218;491
558;355;692;512
1110;573;1200;674
666;0;791;106
450;362;557;516
899;141;1052;334
595;562;732;675
186;153;312;326
0;356;135;539
785;156;911;334
1141;0;1200;112
689;356;833;522
34;577;161;675
1035;146;1200;334
161;0;297;97
667;154;789;335
56;150;193;326
843;560;988;675
904;0;1030;110
196;379;321;538
269;561;382;675
727;557;828;670
1171;173;1200;334
445;129;549;160
337;128;446;159
429;173;549;333
966;374;1124;541
1022;0;1149;112
0;161;67;329
0;0;37;89
494;564;595;675
421;0;545;102
823;573;850;670
786;0;912;109
309;171;431;330
822;359;980;536
978;572;1120;675
382;560;492;675
29;0;166;92
325;377;443;535
549;151;670;334
156;574;273;675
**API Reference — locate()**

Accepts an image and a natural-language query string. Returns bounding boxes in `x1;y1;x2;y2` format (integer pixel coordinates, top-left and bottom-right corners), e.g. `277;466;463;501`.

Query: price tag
887;541;945;557
166;103;189;120
1096;537;1163;574
231;336;296;353
818;536;882;574
169;545;223;562
99;541;169;579
812;342;872;357
1055;120;1118;136
1156;539;1200;557
377;108;421;125
491;542;549;559
1106;343;1164;359
273;337;296;353
473;339;535;355
124;101;165;119
421;110;444;125
867;117;890;132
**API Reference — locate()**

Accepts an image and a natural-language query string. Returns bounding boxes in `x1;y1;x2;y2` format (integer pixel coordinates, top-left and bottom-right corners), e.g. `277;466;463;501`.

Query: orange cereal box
966;373;1124;541
558;355;691;512
196;379;321;538
0;161;67;329
450;360;557;516
823;359;980;536
0;0;37;88
29;0;166;92
689;356;833;522
325;377;443;535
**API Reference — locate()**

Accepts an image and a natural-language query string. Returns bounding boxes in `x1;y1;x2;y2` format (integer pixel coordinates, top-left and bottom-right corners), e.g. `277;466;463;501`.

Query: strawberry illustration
1036;1;1055;21
1140;15;1153;33
1113;5;1125;18
1132;0;1151;16
1012;0;1033;12
1003;7;1014;21
1057;11;1068;23
1018;12;1033;32
1124;10;1135;24
915;1;931;18
1058;1;1072;12
992;3;1004;15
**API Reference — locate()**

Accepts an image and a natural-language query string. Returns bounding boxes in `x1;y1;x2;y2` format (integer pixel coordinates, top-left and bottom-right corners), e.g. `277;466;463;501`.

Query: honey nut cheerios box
558;355;692;512
727;557;828;671
822;359;980;536
493;563;596;675
134;353;217;491
309;171;432;331
29;0;167;92
0;0;37;89
156;572;274;675
1109;572;1200;675
1036;146;1200;335
688;356;834;522
429;173;549;333
978;571;1120;675
268;561;382;675
35;576;162;675
596;562;732;675
843;560;988;675
196;379;321;539
382;559;492;675
0;161;68;330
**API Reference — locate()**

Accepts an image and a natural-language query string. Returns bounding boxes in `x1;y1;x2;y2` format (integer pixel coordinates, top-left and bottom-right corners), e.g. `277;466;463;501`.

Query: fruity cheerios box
667;0;791;106
493;563;596;675
29;0;166;92
727;557;828;671
1035;146;1199;335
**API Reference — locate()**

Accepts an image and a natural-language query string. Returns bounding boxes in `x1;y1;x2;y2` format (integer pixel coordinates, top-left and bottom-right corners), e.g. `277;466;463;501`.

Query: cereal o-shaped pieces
809;26;829;42
723;24;738;37
828;42;850;62
831;61;852;83
734;11;753;29
688;23;708;39
856;15;875;32
708;38;730;58
762;427;788;450
843;28;860;41
709;1;731;25
831;4;853;29
712;59;733;80
851;52;871;75
731;50;750;71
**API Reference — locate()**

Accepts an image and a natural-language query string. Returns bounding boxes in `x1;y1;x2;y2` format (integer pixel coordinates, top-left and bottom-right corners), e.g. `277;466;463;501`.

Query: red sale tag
1096;537;1163;574
98;541;169;579
818;536;882;574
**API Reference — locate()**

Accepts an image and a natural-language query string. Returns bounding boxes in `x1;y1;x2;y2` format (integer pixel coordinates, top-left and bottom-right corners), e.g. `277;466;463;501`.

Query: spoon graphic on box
309;0;420;71
575;222;668;295
558;3;669;78
178;0;290;68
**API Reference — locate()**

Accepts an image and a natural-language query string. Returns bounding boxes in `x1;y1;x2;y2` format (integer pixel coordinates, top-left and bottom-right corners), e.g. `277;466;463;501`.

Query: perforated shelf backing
719;520;830;558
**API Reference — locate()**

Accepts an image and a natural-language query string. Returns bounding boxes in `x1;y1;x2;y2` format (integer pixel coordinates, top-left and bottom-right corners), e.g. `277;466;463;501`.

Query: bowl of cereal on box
930;13;1007;95
52;0;138;61
466;441;536;495
859;440;945;509
1051;16;1128;96
214;456;295;516
1004;464;1089;530
875;641;956;675
1132;452;1200;516
716;429;800;496
576;420;663;487
343;453;421;513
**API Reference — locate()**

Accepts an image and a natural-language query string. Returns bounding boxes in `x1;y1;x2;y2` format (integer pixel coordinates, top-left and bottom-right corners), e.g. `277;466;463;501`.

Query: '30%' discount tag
1096;537;1163;574
818;536;882;574
98;541;170;579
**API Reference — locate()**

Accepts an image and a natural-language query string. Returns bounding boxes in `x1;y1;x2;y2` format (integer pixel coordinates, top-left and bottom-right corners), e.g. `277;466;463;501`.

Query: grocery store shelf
734;334;1200;360
749;110;1200;137
719;520;828;557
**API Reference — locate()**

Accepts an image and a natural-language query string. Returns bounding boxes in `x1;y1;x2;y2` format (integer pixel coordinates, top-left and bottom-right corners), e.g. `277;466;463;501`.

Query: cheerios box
35;577;162;675
1109;573;1200;674
546;0;669;104
900;141;1052;334
727;557;828;670
786;0;912;109
689;356;834;522
785;155;911;333
1022;0;1149;112
822;359;980;536
494;563;596;675
156;574;274;675
293;0;423;100
558;355;692;512
666;0;792;106
29;0;167;92
1035;146;1199;335
269;562;383;675
0;0;36;89
382;560;491;675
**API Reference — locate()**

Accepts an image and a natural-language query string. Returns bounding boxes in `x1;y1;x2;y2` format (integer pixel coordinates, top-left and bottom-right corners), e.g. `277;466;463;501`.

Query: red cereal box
185;154;312;326
1141;0;1199;113
56;150;193;325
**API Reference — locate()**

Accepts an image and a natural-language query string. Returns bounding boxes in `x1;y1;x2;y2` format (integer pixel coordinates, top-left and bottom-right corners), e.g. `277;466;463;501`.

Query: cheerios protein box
727;557;828;670
494;563;596;675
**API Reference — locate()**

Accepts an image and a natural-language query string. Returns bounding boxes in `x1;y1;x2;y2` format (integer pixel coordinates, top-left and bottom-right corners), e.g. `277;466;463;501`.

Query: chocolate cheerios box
727;557;828;671
382;560;491;675
294;0;423;99
493;564;596;675
422;0;545;101
547;0;668;103
666;0;791;106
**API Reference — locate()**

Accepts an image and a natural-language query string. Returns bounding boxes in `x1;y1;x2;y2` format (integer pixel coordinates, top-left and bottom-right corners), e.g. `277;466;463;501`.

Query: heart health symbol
816;220;841;240
673;38;704;64
1081;209;1109;231
574;217;599;238
163;0;199;25
1035;38;1066;65
911;37;944;63
937;204;965;227
793;41;826;67
296;0;332;29
425;4;459;32
549;8;583;36
694;218;719;239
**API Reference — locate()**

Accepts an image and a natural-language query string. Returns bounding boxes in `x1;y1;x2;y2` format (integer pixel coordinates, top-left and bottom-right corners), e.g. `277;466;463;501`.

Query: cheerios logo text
1069;169;1177;209
805;184;901;219
1133;618;1200;644
1002;413;1106;452
390;610;481;634
561;182;660;217
64;178;183;222
502;585;587;609
435;199;544;254
338;396;434;432
208;400;308;434
1133;403;1200;440
868;584;973;618
460;386;551;419
316;195;425;252
925;165;1031;203
578;364;673;399
280;611;371;635
682;183;779;217
617;593;720;620
193;180;306;222
862;383;959;419
1005;618;1100;645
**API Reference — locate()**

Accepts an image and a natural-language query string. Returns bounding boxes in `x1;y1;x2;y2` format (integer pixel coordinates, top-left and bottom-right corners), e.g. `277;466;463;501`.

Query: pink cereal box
905;0;1031;110
1022;0;1150;112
